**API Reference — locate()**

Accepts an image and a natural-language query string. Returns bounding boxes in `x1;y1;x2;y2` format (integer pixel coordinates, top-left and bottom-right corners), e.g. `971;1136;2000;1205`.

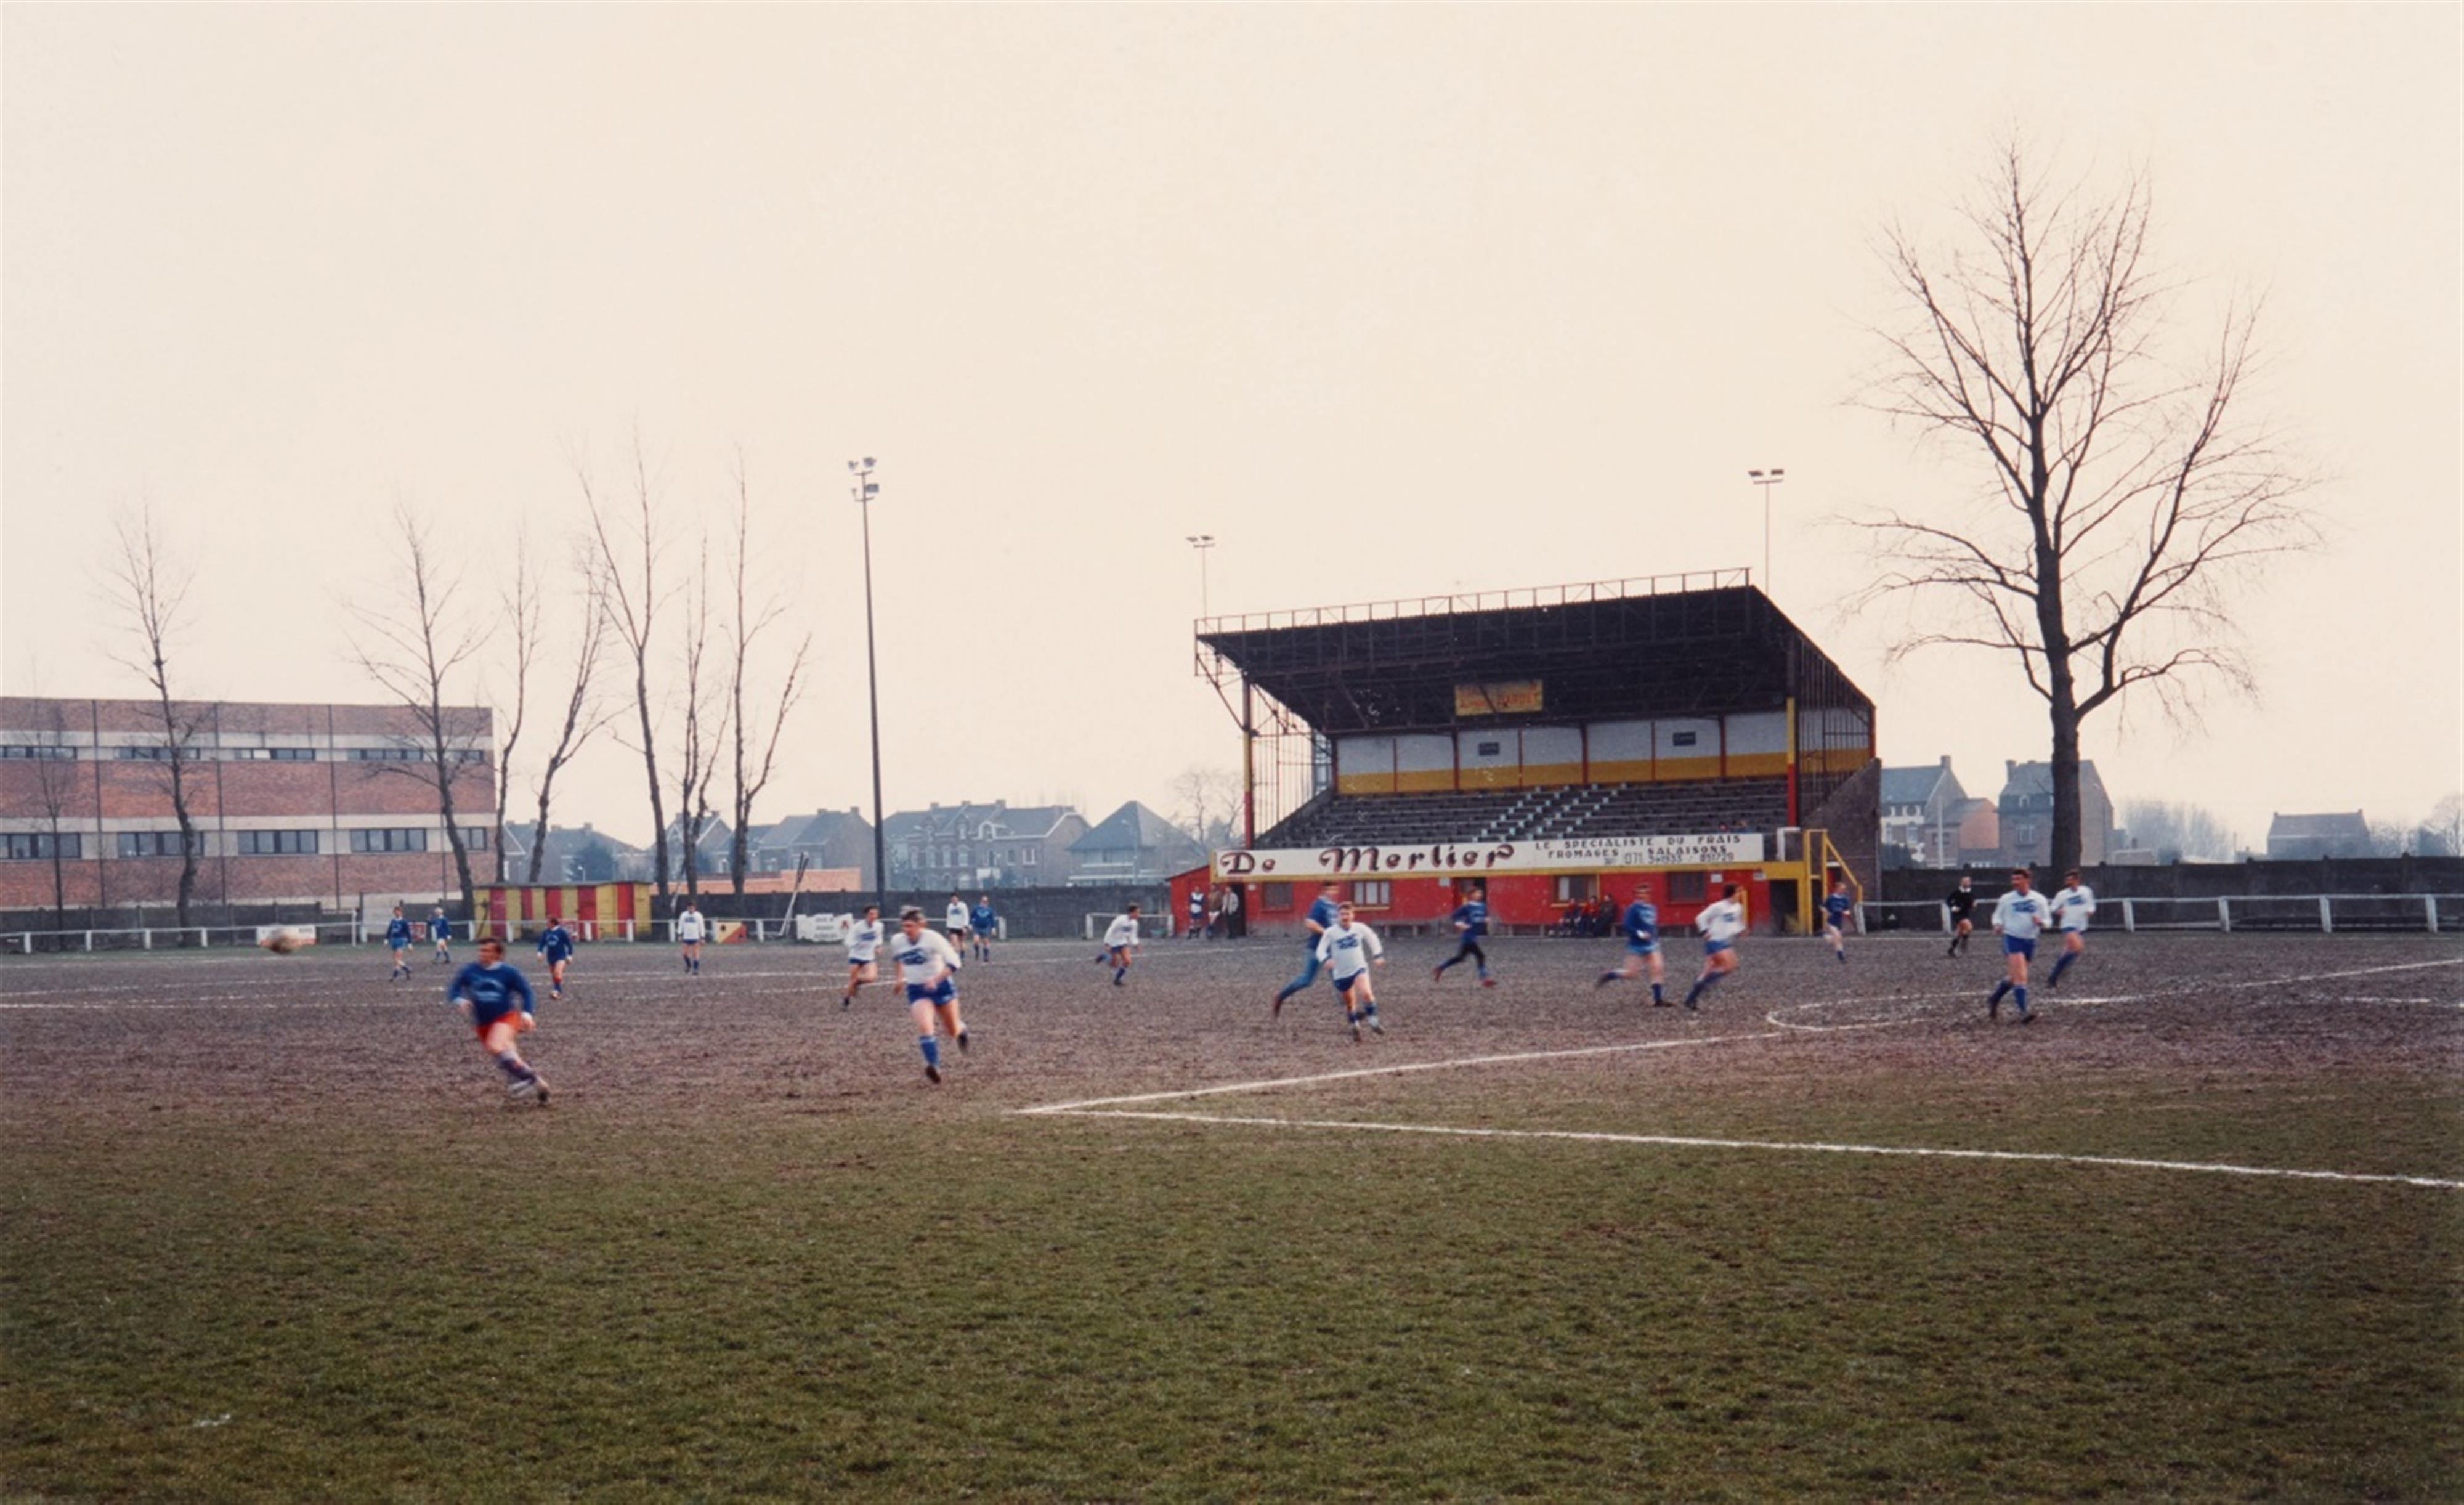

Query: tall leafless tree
670;538;729;899
525;567;614;883
722;456;811;899
103;506;208;927
1857;143;2314;872
489;533;542;883
1170;765;1243;850
347;507;488;914
578;437;675;900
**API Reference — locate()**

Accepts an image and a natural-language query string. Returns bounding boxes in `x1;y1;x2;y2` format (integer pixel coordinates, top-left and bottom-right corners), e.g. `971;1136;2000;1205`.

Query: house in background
656;817;736;882
1950;798;2001;867
1068;800;1205;886
1880;757;1968;866
2265;811;2373;860
500;822;648;884
1996;760;2114;867
881;801;1089;888
747;807;877;889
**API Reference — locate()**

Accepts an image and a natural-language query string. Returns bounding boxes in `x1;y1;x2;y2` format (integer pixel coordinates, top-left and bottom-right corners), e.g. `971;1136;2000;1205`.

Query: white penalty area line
1035;1107;2464;1191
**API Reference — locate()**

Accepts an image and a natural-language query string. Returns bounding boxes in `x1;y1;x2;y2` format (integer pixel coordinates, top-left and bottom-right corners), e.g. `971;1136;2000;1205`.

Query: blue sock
1836;947;1847;963
2014;986;2029;1012
1113;967;1126;983
920;1036;939;1068
1989;980;2010;1004
1682;980;1707;1007
2048;952;2075;984
1651;982;1664;1004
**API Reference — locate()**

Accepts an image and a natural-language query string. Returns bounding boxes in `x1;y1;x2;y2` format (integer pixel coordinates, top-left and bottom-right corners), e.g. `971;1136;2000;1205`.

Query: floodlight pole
1748;469;1786;593
1186;533;1216;620
851;458;888;915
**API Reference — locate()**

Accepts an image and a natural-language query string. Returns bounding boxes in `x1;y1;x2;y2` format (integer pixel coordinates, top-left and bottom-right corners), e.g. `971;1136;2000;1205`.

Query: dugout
1194;574;1878;936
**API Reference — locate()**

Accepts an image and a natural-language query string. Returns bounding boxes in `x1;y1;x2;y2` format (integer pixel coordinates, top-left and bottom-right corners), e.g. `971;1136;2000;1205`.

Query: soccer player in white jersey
945;894;971;947
1680;885;1748;1012
1100;905;1143;986
2045;869;2097;989
891;907;969;1082
1987;868;2053;1023
1315;901;1387;1041
840;904;884;1010
676;902;707;975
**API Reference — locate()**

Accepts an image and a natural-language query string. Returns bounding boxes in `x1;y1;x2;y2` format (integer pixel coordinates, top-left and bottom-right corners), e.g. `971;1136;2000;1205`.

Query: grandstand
1191;574;1878;935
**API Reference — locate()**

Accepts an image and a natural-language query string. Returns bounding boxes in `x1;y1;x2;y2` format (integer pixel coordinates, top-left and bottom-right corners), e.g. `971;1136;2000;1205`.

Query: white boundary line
1037;1108;2464;1191
1759;956;2464;1032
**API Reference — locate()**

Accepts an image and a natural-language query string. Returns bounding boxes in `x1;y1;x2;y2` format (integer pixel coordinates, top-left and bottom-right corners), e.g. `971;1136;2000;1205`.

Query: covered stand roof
1196;574;1871;732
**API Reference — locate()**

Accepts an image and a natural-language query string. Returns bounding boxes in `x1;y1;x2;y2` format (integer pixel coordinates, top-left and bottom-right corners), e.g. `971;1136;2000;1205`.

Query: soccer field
5;931;2459;1499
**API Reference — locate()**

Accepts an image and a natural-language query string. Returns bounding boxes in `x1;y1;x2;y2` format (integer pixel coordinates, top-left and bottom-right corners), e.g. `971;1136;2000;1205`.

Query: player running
1099;906;1142;986
892;906;969;1082
968;895;997;962
675;902;708;974
447;937;548;1104
945;894;971;949
1431;882;1495;987
841;904;884;1008
2045;869;2097;989
1987;868;2053;1023
535;919;575;1000
1680;885;1748;1012
1186;885;1206;941
1271;882;1343;1016
1316;901;1387;1040
428;905;454;965
384;904;414;981
1946;875;1978;957
1822;878;1855;964
1595;884;1667;1004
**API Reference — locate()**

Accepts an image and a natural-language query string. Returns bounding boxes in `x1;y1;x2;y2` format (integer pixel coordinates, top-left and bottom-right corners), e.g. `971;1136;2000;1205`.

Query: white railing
1856;894;2462;937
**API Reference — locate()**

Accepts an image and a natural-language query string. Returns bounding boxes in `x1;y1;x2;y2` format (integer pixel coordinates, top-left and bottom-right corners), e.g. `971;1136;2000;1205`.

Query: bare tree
1857;142;2314;873
1170;765;1244;849
489;533;542;883
525;568;614;883
347;507;488;914
2117;798;2237;862
722;455;812;898
25;700;83;930
670;539;729;899
102;506;208;927
578;436;675;899
2421;794;2464;860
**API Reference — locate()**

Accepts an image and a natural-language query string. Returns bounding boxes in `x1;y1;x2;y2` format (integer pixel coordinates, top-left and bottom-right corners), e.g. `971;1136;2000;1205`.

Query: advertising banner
1212;832;1765;880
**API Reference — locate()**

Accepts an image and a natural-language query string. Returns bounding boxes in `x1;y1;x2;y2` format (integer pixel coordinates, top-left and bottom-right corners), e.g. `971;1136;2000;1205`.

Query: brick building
0;696;494;911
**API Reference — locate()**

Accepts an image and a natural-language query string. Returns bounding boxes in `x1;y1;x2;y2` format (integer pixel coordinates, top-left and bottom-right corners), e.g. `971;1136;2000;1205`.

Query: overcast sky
6;6;2457;850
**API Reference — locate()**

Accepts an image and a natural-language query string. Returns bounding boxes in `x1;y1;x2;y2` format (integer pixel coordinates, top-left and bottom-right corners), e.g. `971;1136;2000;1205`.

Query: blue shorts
1333;972;1365;994
1107;946;1133;964
2003;935;2036;959
1703;939;1733;956
1625;939;1660;956
906;978;957;1006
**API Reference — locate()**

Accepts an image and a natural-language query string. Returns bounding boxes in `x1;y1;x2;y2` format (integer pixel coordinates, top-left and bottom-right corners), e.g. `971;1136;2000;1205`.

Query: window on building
1;744;76;761
461;828;490;851
1351;879;1392;907
1553;875;1594;902
352;747;428;762
116;830;202;858
348;828;431;853
1262;882;1292;911
1023;848;1039;866
237;830;320;856
232;746;318;762
1666;870;1708;903
2;832;81;859
113;744;174;761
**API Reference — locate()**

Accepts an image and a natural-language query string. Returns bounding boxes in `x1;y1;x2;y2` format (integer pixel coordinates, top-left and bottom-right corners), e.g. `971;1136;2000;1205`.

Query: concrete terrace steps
1259;778;1791;850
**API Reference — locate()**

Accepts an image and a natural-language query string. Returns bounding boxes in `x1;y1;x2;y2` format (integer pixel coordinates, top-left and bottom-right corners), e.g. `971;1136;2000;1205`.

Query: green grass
7;1105;2458;1501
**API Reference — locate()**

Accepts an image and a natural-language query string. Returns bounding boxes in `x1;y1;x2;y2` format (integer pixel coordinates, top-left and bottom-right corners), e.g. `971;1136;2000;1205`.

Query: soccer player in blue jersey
1271;882;1343;1016
1987;869;2053;1023
2045;870;2097;989
892;907;969;1083
969;895;997;963
1680;885;1748;1012
535;920;575;1000
448;938;548;1103
1432;882;1496;987
1595;883;1667;1004
840;904;884;1009
1822;878;1855;963
428;905;453;965
384;904;414;981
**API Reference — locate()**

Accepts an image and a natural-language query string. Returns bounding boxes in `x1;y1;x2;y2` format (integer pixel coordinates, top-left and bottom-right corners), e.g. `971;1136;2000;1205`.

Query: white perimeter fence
1858;894;2464;936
